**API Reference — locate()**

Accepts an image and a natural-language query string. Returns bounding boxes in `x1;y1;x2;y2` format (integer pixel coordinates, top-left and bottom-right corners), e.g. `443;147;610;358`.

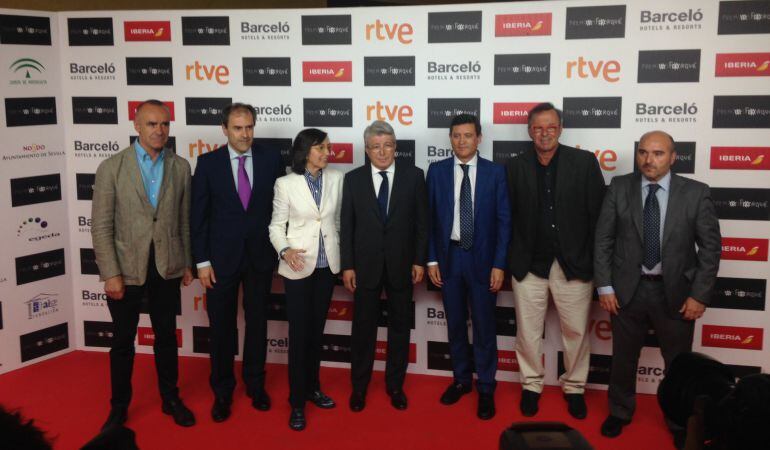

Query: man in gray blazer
594;130;721;445
92;100;195;431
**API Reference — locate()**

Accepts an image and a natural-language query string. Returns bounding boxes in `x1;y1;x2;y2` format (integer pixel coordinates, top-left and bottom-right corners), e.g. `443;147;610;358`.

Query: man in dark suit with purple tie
191;103;284;422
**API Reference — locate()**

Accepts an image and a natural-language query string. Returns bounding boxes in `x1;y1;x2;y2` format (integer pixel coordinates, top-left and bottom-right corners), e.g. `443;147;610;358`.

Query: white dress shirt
371;161;395;213
451;153;477;241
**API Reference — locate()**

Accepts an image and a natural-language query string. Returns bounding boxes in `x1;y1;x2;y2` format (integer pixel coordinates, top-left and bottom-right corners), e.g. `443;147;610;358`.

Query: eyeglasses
529;126;560;136
366;142;396;152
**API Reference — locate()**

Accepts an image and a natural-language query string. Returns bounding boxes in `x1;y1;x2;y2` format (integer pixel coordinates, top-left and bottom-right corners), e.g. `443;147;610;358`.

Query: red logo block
124;21;171;41
498;350;522;372
702;325;763;350
710;147;770;170
137;327;182;347
495;13;552;37
329;143;353;164
303;61;352;82
493;102;540;124
375;341;417;363
128;101;175;121
327;300;353;321
715;53;770;77
721;237;769;261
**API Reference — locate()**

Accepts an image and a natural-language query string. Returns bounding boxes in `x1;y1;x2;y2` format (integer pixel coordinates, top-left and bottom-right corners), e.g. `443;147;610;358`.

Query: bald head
637;130;677;182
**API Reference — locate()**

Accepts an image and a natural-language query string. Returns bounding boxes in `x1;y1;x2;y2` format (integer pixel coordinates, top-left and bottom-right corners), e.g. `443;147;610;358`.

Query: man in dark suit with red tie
191;103;284;422
341;120;428;412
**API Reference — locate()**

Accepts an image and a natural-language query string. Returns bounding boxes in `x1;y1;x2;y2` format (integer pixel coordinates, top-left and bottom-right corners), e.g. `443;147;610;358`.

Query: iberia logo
493;102;540;124
497;350;522;372
701;325;763;350
720;237;769;261
302;61;352;82
329;143;353;164
327;300;353;321
715;53;770;77
127;101;175;121
495;13;552;37
375;341;417;363
711;147;770;170
124;21;171;41
137;327;182;347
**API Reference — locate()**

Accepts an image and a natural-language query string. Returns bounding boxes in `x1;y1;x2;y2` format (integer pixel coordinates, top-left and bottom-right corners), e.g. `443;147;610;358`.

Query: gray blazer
91;146;192;286
594;172;721;316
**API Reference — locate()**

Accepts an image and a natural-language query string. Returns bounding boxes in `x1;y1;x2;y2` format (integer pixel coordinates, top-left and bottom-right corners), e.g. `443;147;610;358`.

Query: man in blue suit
427;114;511;420
191;103;284;422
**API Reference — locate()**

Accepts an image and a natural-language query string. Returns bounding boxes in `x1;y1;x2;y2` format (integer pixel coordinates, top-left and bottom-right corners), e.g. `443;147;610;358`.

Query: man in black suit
595;131;721;446
506;102;606;419
191;103;284;422
341;120;428;412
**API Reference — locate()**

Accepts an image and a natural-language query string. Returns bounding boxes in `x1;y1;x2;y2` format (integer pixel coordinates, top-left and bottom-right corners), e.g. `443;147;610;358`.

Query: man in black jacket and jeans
506;102;606;419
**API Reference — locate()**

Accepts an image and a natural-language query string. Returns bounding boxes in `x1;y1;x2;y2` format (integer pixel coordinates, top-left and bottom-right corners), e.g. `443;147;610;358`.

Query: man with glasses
506;102;606;419
341;120;428;412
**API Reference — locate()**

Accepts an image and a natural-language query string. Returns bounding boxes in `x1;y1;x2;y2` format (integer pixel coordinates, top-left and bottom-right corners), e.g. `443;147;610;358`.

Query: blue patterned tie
459;164;473;250
377;171;389;221
643;184;661;270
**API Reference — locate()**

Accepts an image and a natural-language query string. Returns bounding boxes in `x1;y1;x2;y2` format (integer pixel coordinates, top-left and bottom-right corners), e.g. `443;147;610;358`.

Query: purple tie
238;155;251;210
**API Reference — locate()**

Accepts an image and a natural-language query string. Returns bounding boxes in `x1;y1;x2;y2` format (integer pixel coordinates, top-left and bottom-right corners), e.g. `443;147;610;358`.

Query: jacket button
153;218;157;222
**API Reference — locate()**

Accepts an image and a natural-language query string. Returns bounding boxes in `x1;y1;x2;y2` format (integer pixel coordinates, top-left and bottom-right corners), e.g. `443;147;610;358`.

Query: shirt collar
304;168;323;181
371;161;395;176
134;139;164;162
454;152;478;167
228;145;252;160
642;170;671;192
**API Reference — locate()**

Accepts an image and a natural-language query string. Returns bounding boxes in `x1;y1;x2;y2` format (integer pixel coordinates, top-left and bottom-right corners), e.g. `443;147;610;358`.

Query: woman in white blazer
268;128;343;431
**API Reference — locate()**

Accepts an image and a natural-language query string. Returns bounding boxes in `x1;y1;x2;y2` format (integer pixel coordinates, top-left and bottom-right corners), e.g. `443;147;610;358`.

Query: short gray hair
363;120;396;145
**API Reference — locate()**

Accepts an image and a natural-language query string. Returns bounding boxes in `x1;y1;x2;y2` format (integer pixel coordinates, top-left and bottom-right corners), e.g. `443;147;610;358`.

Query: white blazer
269;169;343;279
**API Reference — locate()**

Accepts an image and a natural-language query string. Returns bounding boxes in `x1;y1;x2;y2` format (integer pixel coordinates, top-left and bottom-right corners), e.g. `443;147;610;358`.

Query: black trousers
350;273;413;394
283;268;334;408
106;247;181;408
609;279;694;421
206;258;272;400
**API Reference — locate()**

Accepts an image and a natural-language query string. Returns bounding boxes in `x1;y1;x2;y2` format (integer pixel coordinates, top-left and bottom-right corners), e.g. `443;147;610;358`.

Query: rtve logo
185;61;229;84
366;101;413;125
566;57;620;82
365;20;413;44
574;144;618;171
188;139;222;157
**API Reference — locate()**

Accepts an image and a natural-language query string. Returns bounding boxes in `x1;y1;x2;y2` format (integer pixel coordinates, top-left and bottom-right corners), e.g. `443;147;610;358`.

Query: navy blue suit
191;144;283;399
427;155;511;393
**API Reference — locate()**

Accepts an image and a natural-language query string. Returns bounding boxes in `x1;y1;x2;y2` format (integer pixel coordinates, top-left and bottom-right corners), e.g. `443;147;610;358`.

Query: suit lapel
521;149;538;203
473;158;488;221
629;173;643;242
662;174;682;248
554;146;572;211
384;164;404;223
124;148;156;216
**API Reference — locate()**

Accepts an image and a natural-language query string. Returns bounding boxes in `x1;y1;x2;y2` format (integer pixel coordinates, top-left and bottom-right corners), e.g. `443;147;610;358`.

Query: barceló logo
302;61;352;82
124;21;171;41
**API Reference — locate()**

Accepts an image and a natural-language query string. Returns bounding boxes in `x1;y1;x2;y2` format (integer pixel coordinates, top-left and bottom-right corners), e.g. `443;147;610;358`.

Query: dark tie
459;164;473;250
238;155;251;210
377;171;389;221
643;183;661;270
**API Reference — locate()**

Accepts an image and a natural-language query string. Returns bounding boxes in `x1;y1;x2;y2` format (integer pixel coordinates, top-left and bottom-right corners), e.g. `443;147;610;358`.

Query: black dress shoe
388;390;408;410
349;391;366;412
564;393;587;419
250;389;271;411
477;393;496;420
520;390;541;417
307;390;336;409
211;397;231;423
440;382;472;405
289;408;306;431
672;429;687;450
600;415;630;438
101;406;127;431
162;398;195;427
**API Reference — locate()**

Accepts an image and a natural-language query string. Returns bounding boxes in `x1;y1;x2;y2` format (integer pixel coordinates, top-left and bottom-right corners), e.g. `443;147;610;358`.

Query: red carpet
0;351;673;449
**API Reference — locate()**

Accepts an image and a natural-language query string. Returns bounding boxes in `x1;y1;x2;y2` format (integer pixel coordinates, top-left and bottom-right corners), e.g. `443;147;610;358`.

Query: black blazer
506;144;606;281
190;144;284;278
340;161;428;289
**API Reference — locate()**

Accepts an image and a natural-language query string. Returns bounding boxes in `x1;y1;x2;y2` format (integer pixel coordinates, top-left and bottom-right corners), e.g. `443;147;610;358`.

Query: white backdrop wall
1;1;768;395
